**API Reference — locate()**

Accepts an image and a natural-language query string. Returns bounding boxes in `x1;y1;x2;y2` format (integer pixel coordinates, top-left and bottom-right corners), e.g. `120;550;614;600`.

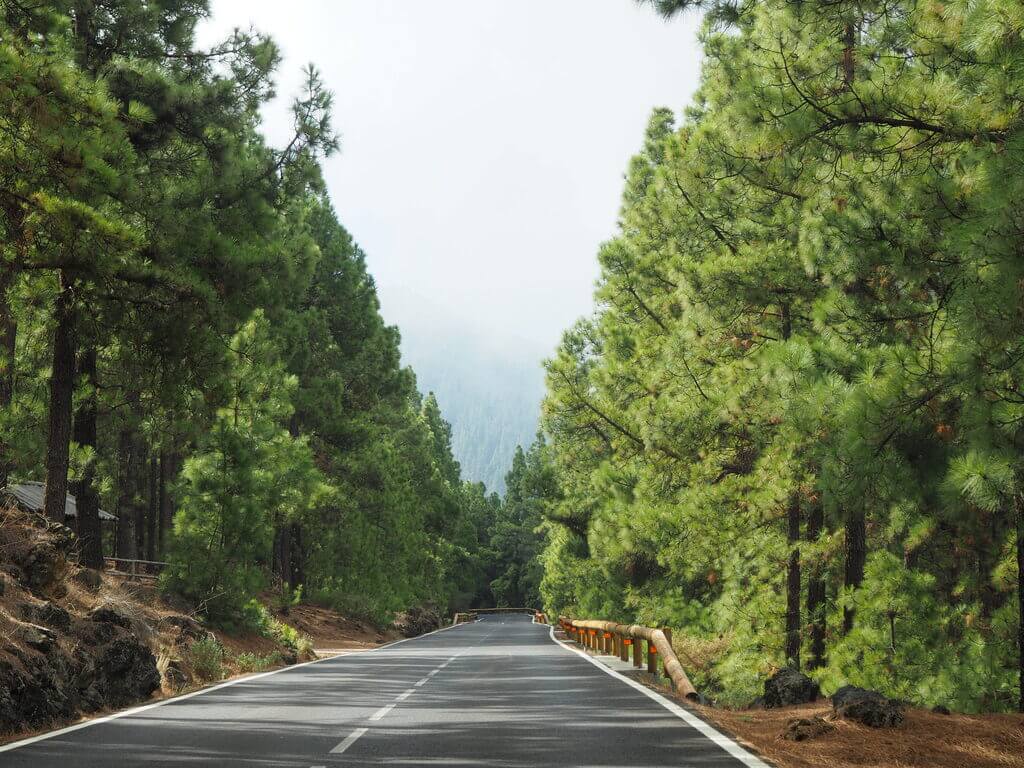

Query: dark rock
15;622;58;653
764;667;820;708
832;685;904;728
20;542;62;592
93;637;161;706
72;568;102;590
782;716;836;741
280;649;298;666
932;704;951;715
88;605;131;628
21;601;71;632
0;572;6;597
392;606;442;638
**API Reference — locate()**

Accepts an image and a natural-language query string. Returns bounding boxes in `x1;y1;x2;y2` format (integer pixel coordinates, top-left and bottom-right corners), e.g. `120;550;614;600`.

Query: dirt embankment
0;506;394;745
270;602;400;654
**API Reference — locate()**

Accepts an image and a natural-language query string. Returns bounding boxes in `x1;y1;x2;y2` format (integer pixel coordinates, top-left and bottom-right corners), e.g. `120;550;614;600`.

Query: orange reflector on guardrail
649;645;657;654
589;629;597;635
623;639;632;645
603;632;611;638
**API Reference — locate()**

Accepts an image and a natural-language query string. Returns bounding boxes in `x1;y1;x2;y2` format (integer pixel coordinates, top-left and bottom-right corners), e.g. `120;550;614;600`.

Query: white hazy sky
199;0;702;359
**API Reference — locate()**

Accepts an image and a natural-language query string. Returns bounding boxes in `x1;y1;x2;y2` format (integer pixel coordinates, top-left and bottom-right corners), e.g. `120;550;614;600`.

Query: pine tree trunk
133;441;146;559
844;510;866;633
43;277;76;522
146;454;158;561
289;522;304;587
72;347;103;568
786;495;801;669
1015;493;1023;713
842;22;856;86
158;450;174;555
0;266;16;490
807;499;827;669
275;526;292;586
115;427;137;561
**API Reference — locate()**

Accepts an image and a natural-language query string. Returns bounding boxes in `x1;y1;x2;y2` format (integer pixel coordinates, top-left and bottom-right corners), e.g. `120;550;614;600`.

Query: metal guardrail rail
559;616;698;700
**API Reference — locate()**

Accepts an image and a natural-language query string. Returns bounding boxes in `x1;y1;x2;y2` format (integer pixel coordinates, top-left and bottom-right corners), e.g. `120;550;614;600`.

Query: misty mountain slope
400;327;546;495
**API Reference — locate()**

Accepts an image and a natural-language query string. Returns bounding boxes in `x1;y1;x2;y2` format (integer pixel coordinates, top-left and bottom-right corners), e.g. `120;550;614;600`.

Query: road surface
0;614;767;767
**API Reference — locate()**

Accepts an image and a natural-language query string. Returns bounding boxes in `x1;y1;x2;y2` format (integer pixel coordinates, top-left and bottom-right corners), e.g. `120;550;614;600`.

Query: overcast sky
199;0;702;360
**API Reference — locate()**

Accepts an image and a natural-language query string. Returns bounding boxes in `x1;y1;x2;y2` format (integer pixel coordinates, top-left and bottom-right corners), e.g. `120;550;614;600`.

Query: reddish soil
698;702;1024;768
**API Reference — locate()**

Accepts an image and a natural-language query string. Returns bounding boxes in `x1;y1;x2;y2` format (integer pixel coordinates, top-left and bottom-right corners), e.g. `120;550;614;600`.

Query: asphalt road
1;614;767;767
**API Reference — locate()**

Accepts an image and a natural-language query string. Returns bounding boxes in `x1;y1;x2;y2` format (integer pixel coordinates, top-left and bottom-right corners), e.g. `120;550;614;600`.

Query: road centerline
329;728;367;755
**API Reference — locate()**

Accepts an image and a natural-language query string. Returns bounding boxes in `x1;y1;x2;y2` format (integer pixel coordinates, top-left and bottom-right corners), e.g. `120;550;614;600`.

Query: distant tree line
530;0;1024;713
0;0;496;626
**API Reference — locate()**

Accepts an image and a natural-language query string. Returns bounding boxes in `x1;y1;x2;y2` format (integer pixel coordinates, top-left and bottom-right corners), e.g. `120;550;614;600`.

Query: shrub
185;637;225;682
234;651;282;673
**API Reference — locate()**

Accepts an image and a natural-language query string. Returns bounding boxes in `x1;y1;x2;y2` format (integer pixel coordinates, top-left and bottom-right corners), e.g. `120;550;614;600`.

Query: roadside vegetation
0;0;500;630
520;0;1024;716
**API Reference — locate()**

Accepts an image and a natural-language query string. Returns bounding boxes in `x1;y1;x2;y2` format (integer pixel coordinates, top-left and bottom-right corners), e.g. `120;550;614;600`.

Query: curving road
0;614;768;767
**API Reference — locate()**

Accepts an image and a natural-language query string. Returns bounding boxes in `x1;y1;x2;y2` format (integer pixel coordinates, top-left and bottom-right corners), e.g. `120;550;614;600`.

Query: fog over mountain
400;315;548;495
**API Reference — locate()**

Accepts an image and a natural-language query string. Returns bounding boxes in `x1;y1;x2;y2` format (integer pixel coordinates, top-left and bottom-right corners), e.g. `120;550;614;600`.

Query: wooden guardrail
559;617;698;700
452;608;549;625
103;557;167;582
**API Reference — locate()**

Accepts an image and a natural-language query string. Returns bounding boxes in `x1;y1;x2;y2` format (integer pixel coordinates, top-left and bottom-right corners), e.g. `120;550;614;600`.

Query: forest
0;0;534;629
5;0;1024;726
526;0;1024;714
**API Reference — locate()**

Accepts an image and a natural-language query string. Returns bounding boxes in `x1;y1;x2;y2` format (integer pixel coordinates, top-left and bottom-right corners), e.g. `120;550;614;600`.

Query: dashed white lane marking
329;727;367;754
325;634;479;758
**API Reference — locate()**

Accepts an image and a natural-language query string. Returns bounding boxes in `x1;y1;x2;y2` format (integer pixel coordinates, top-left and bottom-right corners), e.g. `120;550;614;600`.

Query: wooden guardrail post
647;639;658;677
632;637;642;668
662;627;673;677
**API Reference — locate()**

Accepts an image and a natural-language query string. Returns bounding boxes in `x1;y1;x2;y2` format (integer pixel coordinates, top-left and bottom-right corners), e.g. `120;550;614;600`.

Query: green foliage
185;638;225;682
528;0;1024;713
233;651;283;674
0;3;492;644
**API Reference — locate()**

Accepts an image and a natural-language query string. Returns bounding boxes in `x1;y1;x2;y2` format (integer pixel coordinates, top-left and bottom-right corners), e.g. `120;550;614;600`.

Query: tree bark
43;276;76;522
115;426;137;561
806;499;827;669
72;347;103;568
0;266;16;490
842;22;856;86
289;522;304;587
274;525;292;586
133;439;146;559
158;449;174;555
1016;493;1023;713
843;510;866;633
146;454;158;561
785;495;801;669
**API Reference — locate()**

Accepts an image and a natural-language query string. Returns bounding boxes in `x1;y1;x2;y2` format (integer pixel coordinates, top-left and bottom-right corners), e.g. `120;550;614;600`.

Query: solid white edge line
547;626;773;768
329;726;368;754
0;618;474;754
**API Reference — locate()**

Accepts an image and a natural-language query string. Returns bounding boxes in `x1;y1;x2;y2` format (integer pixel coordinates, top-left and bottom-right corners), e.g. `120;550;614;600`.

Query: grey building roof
3;481;116;521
